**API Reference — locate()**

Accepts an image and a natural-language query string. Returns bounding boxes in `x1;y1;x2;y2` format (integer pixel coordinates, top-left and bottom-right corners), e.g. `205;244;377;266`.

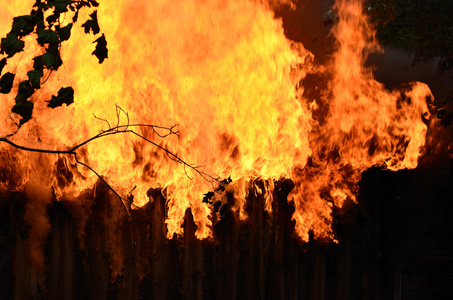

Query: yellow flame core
0;0;430;241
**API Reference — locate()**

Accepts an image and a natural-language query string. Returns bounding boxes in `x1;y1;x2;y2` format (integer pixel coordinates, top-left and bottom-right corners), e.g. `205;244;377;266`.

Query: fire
0;0;431;252
288;0;431;241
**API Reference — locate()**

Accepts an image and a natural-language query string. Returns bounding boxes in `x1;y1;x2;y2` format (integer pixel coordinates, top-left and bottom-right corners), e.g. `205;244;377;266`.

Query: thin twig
93;114;111;129
74;153;136;274
0;107;219;283
1;122;212;181
129;130;217;183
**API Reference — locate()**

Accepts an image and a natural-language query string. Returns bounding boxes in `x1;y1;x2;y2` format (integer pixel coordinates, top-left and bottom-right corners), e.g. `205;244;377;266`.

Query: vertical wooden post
361;170;381;300
245;182;266;300
150;190;168;299
336;238;351;300
310;241;325;300
0;195;14;299
47;203;81;300
393;266;401;300
270;180;298;300
214;197;239;300
183;208;203;300
266;190;283;300
14;235;41;299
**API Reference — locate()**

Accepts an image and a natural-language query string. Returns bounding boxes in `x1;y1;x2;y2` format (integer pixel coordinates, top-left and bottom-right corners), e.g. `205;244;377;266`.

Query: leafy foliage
1;33;25;57
37;29;59;45
12;100;34;125
49;0;72;12
366;0;453;70
0;72;15;94
202;191;216;204
82;11;100;35
202;176;233;204
0;0;108;127
16;80;35;100
27;70;43;89
41;47;63;70
56;23;73;42
11;15;36;37
366;0;453;127
0;58;6;74
47;87;74;108
93;34;108;63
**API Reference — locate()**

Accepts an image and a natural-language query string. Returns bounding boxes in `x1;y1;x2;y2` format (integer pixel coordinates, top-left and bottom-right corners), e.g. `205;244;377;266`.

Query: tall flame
288;0;431;241
0;0;431;246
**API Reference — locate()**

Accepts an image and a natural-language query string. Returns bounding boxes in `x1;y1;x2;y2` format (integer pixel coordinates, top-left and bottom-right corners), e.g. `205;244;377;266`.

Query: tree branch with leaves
0;0;107;126
0;0;221;268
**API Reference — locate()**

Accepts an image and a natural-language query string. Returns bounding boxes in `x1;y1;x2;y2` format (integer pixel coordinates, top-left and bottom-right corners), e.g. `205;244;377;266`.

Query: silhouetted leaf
30;6;42;17
31;8;45;32
92;34;108;63
12;100;34;125
0;72;15;94
56;23;72;42
71;0;91;22
81;11;100;35
48;0;71;12
0;58;6;75
37;29;59;45
16;80;35;99
33;55;44;72
89;0;100;7
202;191;215;204
46;12;60;25
27;70;43;89
33;0;42;8
1;33;25;57
47;87;74;108
38;1;50;11
220;176;233;185
42;47;62;70
11;15;36;37
76;1;91;9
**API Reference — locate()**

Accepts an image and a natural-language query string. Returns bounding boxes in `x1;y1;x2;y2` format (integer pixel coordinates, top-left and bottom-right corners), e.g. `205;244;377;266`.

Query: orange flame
0;0;431;245
289;0;431;241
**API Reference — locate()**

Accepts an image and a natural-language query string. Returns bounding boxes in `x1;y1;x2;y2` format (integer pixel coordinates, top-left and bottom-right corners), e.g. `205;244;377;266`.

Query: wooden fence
0;161;452;299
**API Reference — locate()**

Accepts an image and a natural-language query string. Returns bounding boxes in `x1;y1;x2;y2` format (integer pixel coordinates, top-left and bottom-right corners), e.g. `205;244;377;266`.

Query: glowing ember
0;0;431;250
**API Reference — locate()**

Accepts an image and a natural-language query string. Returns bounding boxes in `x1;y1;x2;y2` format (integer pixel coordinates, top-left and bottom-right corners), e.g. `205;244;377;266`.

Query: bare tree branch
1;105;219;279
1;106;216;184
0;137;76;154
